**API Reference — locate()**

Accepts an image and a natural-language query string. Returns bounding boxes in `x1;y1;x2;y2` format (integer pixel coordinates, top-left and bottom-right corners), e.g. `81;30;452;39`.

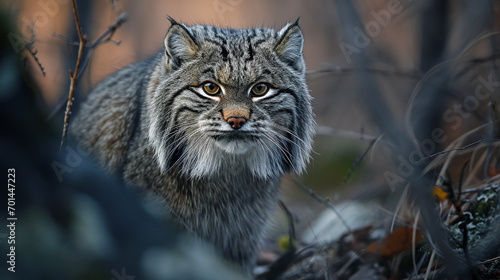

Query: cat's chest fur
123;134;280;267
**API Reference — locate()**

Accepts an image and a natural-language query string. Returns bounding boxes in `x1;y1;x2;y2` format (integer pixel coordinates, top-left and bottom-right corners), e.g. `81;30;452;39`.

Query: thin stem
60;0;87;152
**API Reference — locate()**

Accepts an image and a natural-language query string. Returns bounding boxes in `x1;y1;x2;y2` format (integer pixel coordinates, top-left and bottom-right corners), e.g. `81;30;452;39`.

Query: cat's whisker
265;123;317;159
165;126;197;147
169;133;209;176
163;122;199;141
268;123;313;150
268;123;304;141
163;127;201;160
165;126;205;160
266;129;311;157
257;139;276;165
167;138;196;173
164;122;202;143
257;138;272;156
261;131;293;158
260;132;297;173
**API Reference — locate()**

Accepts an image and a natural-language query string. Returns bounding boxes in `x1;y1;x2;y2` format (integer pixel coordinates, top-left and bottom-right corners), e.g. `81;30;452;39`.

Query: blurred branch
460;183;499;194
50;32;80;46
343;137;378;183
307;65;421;79
315;125;377;141
21;23;46;77
24;44;46;78
51;12;128;79
316;125;395;147
77;12;128;79
91;12;128;47
278;200;297;245
60;0;87;151
288;176;353;235
421;139;487;162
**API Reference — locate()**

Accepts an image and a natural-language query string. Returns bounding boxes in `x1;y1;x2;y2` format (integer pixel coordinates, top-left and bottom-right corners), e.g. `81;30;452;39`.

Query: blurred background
3;0;427;201
1;0;500;279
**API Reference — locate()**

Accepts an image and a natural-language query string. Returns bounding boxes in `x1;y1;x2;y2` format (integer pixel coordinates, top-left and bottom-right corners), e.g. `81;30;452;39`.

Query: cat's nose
222;108;250;130
226;116;247;129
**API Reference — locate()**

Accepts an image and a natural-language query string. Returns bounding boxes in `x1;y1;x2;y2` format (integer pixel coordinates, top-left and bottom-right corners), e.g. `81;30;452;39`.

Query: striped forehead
192;26;275;85
193;26;275;57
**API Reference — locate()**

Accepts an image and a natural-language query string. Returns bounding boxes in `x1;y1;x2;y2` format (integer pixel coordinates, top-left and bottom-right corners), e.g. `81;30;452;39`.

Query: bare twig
460;184;499;194
49;32;81;47
343;136;379;183
60;0;87;152
24;45;46;77
51;10;127;52
21;23;46;76
77;12;128;79
421;138;500;168
315;125;395;148
481;256;500;264
91;12;128;48
288;176;353;235
49;11;128;123
57;4;127;146
278;200;297;247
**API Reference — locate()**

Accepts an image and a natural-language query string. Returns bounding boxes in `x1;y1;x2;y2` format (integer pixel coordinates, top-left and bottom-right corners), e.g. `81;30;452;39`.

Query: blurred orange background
6;0;416;104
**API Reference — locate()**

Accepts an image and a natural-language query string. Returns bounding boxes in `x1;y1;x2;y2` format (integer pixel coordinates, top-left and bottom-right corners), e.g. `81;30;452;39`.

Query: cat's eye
251;83;269;96
202;82;221;95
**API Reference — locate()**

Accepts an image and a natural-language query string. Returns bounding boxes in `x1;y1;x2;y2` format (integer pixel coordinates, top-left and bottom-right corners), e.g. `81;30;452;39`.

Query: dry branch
58;2;127;151
20;24;46;77
288;176;353;235
59;0;86;152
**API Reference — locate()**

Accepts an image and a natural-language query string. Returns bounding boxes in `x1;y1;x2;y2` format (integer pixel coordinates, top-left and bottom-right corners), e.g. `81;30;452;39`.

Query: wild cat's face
147;20;314;179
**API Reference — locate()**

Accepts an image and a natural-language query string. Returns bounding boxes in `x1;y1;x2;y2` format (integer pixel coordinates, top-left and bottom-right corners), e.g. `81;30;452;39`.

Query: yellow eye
202;82;220;95
251;83;269;96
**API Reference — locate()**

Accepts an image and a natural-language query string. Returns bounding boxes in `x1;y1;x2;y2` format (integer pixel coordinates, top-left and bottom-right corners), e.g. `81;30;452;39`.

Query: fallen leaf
365;226;423;258
488;167;500;177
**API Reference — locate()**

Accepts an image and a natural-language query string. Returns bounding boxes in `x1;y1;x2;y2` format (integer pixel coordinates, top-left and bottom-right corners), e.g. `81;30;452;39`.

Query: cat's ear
164;18;199;69
275;21;304;71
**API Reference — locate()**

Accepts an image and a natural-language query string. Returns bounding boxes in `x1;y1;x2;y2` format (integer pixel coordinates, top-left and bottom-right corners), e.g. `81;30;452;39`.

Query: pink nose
226;117;247;129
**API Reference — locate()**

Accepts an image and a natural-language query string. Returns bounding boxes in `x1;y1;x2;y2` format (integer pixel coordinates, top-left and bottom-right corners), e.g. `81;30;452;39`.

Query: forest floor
256;138;500;280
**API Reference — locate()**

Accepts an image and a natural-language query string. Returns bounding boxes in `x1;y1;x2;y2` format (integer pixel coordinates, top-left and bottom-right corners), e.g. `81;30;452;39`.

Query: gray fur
71;20;315;272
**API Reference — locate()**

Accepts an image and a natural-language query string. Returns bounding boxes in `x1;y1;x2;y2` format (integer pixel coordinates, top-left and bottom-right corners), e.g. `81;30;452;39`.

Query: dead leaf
488;167;500;177
365;226;423;258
